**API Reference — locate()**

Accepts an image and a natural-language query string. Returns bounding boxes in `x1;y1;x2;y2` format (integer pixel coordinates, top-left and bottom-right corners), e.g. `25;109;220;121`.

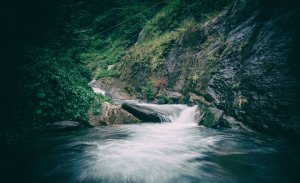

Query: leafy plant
141;81;155;101
156;93;171;104
96;69;121;79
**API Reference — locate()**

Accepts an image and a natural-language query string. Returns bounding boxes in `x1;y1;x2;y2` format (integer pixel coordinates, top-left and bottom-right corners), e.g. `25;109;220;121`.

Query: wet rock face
165;0;300;135
207;0;300;135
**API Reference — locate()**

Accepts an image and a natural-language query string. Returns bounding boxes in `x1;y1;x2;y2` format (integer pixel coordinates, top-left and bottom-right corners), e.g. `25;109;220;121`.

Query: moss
234;95;248;109
201;109;216;127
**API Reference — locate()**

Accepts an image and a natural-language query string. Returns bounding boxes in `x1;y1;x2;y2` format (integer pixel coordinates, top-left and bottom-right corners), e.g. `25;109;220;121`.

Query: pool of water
1;106;299;183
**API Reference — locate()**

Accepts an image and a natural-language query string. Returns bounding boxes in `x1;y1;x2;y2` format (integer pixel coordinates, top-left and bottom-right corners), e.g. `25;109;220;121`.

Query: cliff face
120;0;300;136
207;0;300;135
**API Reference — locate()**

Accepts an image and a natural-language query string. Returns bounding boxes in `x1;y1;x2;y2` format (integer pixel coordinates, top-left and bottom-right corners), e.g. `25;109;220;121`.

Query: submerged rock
46;121;82;131
89;102;139;126
121;102;166;122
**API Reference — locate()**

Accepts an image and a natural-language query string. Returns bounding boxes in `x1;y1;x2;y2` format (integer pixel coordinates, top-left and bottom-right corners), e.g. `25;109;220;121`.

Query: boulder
188;92;211;106
89;102;139;126
46;121;82;131
199;107;224;128
90;78;137;100
167;91;183;101
121;102;165;122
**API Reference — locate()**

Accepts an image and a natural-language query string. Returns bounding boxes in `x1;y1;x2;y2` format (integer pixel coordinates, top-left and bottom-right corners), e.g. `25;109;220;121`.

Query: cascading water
138;103;192;122
74;105;212;183
7;104;299;183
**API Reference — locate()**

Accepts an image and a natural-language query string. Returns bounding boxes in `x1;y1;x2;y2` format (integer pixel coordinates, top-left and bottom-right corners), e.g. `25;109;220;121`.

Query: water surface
2;105;299;183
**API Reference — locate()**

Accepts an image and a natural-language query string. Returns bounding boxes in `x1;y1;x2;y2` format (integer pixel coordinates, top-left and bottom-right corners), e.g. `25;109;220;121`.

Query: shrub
95;69;121;79
156;93;171;104
141;81;155;101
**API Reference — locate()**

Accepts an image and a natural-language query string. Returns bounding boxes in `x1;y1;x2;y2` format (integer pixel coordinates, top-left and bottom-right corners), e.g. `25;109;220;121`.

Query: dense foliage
119;0;234;101
1;0;164;141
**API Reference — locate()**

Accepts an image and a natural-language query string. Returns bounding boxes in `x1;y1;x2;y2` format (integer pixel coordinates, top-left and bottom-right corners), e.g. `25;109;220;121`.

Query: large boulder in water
199;107;224;128
121;102;166;122
89;102;139;126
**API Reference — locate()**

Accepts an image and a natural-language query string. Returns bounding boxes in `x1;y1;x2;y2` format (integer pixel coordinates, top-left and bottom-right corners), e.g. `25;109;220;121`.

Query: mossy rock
199;107;224;128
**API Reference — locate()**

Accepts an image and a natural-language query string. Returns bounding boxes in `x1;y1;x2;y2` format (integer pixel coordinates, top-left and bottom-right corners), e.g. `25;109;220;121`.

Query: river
1;105;299;183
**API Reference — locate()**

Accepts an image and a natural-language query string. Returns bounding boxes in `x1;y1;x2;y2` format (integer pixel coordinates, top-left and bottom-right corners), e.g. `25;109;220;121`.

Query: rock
167;91;183;101
206;0;300;135
121;102;165;122
223;115;252;131
113;0;300;135
89;80;106;95
91;78;136;100
107;64;114;70
46;121;82;131
89;102;139;126
199;107;224;128
188;93;211;106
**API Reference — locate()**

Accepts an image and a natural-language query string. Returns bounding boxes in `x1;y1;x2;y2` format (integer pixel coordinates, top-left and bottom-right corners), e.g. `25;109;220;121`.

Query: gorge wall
119;0;300;136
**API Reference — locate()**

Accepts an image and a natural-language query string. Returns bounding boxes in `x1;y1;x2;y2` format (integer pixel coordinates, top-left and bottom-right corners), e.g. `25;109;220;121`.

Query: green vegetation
141;81;155;101
2;0;235;141
118;0;234;98
141;0;233;40
122;30;180;71
12;47;95;127
96;69;121;80
3;0;164;136
91;95;112;115
79;0;164;79
156;93;172;104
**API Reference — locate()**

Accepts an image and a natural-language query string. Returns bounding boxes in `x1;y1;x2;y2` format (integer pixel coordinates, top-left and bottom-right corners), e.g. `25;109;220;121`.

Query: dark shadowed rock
206;0;300;135
121;102;165;122
47;121;82;131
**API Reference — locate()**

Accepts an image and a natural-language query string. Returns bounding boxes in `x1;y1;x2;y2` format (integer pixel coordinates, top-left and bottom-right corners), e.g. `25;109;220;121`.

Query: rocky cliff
118;0;300;136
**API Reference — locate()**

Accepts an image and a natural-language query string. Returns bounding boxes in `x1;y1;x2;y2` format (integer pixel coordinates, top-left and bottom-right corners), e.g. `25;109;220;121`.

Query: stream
2;104;299;183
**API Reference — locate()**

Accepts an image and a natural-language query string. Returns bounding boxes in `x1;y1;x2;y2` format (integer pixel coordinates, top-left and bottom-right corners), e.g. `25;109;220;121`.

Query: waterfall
173;105;200;123
139;103;200;124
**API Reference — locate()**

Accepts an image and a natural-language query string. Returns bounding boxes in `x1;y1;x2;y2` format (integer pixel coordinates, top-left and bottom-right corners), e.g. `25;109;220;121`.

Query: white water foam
76;104;220;183
89;80;106;95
